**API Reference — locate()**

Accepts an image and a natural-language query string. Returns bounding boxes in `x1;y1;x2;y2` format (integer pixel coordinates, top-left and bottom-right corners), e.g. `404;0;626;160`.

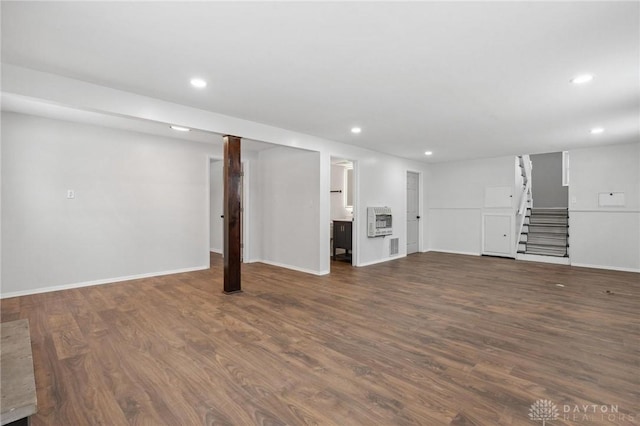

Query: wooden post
223;135;242;294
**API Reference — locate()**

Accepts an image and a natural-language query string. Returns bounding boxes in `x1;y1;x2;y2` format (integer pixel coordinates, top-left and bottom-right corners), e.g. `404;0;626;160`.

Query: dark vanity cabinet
333;220;352;261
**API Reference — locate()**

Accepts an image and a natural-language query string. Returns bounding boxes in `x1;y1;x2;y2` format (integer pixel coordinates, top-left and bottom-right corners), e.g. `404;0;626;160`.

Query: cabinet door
333;221;352;250
483;214;511;255
333;222;345;248
344;222;352;250
484;186;513;208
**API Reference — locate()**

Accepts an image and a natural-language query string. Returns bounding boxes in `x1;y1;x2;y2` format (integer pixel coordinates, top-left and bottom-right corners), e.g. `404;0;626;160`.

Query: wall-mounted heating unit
367;207;393;237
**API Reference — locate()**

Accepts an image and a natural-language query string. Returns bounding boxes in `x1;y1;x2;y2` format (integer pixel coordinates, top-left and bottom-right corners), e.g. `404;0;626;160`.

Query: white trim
427;207;481;210
210;248;223;254
352;160;359;267
0;265;210;299
570;263;640;273
516;253;570;265
569;209;640;213
562;150;570;187
257;259;328;276
428;249;481;256
357;254;406;267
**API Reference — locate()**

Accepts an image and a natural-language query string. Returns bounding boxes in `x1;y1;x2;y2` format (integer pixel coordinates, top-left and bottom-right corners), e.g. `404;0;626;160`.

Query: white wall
257;146;322;274
568;142;640;271
1;112;220;297
427;155;516;255
209;160;223;253
356;157;410;265
243;157;262;263
3;66;433;278
425;144;640;272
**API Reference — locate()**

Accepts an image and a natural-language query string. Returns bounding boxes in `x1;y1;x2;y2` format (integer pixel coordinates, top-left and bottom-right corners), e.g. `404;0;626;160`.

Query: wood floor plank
1;252;638;425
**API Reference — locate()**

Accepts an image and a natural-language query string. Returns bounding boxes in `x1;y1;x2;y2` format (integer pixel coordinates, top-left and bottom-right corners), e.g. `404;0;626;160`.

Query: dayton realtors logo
529;399;635;424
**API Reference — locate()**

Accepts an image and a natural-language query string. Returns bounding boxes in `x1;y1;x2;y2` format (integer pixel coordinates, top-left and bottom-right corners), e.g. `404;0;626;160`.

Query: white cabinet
482;214;512;256
484;186;513;208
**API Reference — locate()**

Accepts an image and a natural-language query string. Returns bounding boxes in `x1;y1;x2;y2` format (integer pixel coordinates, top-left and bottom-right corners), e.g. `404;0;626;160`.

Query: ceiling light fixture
424;151;433;156
170;125;191;132
351;127;362;134
590;127;604;135
190;78;207;88
571;74;594;84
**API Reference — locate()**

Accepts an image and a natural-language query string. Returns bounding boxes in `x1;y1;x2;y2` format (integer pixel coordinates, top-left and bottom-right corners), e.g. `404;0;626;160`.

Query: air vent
390;238;399;256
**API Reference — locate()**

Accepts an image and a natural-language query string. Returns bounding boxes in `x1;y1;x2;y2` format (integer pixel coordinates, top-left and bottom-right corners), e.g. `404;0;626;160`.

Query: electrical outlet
67;190;75;199
571;196;577;204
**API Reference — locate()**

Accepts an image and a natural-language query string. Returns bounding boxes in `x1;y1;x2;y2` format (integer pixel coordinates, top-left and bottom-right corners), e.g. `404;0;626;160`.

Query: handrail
515;155;532;253
517;185;529;215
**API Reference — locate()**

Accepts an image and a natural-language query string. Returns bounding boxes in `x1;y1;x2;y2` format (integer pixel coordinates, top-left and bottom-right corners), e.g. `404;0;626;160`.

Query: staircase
518;208;569;257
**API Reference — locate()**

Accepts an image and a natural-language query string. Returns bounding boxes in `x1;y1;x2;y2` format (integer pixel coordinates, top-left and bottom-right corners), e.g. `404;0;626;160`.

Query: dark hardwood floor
1;252;638;425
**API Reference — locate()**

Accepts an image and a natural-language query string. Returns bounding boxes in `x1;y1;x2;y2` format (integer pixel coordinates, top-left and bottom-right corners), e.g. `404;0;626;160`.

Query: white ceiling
2;2;638;162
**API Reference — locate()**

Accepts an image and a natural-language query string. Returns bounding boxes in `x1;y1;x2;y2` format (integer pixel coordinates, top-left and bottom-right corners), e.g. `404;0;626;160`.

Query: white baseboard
516;253;570;265
257;259;328;276
210;248;223;254
0;265;210;299
428;249;481;257
571;262;640;273
357;254;406;267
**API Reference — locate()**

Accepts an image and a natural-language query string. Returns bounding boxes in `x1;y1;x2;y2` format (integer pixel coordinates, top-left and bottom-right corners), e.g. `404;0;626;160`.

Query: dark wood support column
223;135;242;294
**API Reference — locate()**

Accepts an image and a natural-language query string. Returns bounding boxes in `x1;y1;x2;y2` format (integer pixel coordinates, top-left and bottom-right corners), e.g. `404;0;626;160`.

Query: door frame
406;169;423;254
328;157;359;270
207;155;251;266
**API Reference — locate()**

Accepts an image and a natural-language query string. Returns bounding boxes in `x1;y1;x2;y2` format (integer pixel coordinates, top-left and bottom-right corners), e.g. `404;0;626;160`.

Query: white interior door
483;214;512;255
407;171;419;254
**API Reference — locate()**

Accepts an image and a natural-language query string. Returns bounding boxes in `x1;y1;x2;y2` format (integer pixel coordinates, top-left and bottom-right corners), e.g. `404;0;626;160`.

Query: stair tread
525;248;567;256
523;250;569;258
526;239;568;243
526;244;568;250
527;242;567;248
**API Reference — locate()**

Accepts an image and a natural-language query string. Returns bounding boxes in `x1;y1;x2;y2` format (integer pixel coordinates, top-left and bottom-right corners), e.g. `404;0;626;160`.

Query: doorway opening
514;152;570;263
330;157;356;268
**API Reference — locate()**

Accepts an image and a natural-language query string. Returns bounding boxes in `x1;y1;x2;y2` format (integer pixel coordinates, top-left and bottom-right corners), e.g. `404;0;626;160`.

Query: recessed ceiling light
571;74;594;84
351;127;362;134
424;151;433;156
190;78;207;88
590;127;604;135
170;125;191;132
